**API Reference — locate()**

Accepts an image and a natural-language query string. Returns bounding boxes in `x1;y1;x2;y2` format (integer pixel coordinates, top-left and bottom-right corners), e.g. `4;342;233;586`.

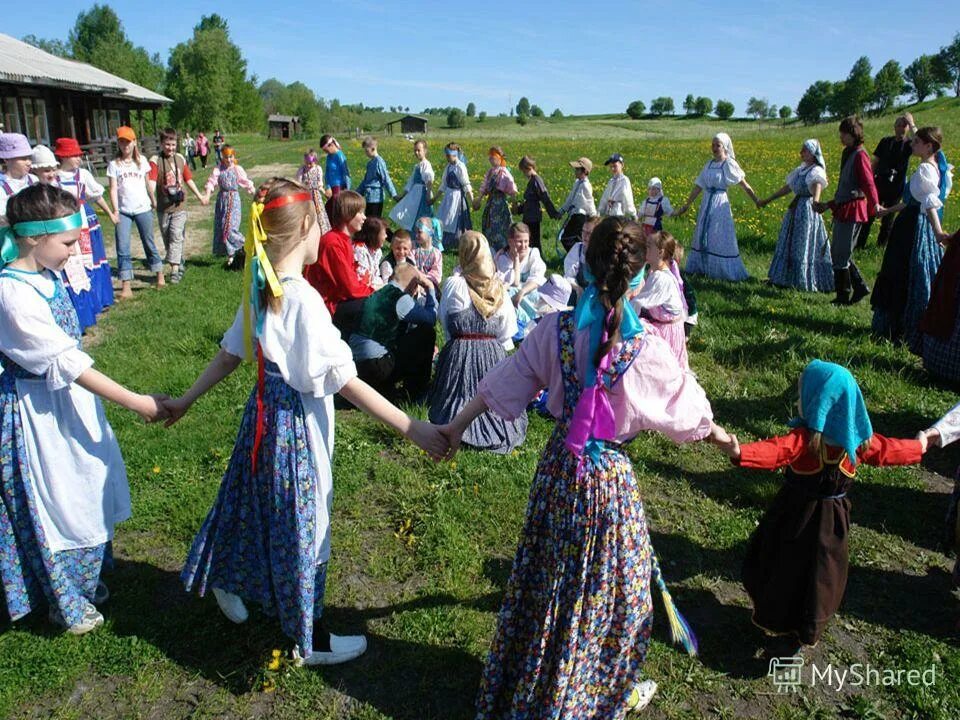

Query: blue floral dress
181;277;357;658
0;269;127;628
212;167;245;257
476;312;657;719
686;159;750;281
767;164;834;292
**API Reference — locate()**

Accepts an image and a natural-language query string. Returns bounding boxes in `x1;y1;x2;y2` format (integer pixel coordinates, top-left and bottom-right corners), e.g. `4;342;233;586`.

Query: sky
4;1;960;116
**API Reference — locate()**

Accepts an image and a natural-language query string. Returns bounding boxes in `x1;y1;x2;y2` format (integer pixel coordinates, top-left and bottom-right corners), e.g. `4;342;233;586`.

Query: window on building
21;98;49;145
92;109;108;140
2;96;22;134
108;110;121;136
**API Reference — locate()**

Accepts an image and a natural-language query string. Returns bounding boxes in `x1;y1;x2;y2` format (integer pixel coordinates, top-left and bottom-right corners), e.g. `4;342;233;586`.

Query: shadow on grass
99;558;504;720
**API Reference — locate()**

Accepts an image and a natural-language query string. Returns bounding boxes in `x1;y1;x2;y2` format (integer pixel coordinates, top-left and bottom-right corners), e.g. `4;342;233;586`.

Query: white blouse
598;174;637;217
695;158;745;191
909;162;943;212
494;248;547;288
403;159;435;192
563;241;586;282
786;164;828;192
930;401;960;447
439;274;518;350
629;269;685;321
560;178;596;216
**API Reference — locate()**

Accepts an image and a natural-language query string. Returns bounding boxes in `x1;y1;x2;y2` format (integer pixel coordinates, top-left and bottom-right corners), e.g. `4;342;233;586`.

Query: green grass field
2;99;960;719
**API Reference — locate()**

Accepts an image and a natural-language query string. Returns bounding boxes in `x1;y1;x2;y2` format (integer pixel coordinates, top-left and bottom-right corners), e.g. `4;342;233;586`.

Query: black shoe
848;263;870;304
831;269;851;305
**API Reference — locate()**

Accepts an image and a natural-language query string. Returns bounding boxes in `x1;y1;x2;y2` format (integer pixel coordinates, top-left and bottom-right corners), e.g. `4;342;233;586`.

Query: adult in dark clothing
514;155;560;250
869;112;917;247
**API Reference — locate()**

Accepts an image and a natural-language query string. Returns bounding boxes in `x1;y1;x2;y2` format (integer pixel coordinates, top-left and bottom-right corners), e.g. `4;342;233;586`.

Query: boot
848;262;870;304
831;269;851;305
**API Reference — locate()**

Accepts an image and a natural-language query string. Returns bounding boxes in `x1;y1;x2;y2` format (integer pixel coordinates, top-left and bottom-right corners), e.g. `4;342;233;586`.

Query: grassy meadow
2;98;960;719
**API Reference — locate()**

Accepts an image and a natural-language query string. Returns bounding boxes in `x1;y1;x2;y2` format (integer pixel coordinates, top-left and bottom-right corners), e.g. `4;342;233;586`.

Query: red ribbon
262;192;311;212
251;343;266;474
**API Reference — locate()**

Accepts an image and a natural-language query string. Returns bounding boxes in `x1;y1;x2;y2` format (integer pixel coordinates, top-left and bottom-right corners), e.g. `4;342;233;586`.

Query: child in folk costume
640;177;674;236
356;137;398;218
204;146;256;268
915;228;960;383
759;139;834;293
379;229;417;285
0;132;37;220
413;216;443;291
390;139;435;233
872;126;952;345
297;151;332;236
473;146;517;252
557;157;597;251
921;401;960;585
813;116;879;306
0;185;167;635
515;155;559;250
434;143;473;251
166;179;446;665
494;222;547;341
630;231;689;370
719;360;926;651
598;153;637;218
439;217;734;717
429;230;525;455
564;214;600;301
353;216;387;290
320;134;350;214
31;146;98;332
54;138;117;311
675;133;761;282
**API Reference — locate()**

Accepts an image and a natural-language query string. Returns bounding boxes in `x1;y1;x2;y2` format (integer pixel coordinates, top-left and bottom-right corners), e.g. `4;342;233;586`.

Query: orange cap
116;126;137;142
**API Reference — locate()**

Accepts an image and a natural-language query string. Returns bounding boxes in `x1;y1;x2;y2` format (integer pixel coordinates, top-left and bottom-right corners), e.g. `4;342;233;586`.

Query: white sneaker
293;633;368;666
627;679;658;712
50;602;104;635
212;588;248;624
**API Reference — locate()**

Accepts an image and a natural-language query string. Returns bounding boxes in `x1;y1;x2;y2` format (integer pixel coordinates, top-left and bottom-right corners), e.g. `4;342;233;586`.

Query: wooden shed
0;33;171;168
385;115;428;135
268;114;300;140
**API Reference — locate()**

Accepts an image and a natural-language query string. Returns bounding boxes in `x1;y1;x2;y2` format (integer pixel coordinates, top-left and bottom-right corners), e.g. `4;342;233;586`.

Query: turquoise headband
0;212;83;269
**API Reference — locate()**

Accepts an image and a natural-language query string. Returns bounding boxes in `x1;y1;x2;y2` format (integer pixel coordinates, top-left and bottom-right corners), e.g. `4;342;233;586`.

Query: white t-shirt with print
106;157;152;215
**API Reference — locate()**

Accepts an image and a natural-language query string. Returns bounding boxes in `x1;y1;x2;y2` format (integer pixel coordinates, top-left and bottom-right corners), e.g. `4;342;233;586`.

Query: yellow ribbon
242;201;284;361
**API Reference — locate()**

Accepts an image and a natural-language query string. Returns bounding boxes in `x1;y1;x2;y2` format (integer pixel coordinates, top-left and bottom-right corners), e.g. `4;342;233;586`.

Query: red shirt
304;229;373;316
735;428;922;474
830;148;879;224
147;154;193;183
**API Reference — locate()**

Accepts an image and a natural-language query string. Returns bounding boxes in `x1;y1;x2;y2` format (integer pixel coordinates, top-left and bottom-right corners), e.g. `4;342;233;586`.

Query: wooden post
152;107;157;135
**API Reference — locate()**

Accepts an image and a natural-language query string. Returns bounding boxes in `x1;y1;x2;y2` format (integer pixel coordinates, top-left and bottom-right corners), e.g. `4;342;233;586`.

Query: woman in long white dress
675;133;760;281
389;140;435;232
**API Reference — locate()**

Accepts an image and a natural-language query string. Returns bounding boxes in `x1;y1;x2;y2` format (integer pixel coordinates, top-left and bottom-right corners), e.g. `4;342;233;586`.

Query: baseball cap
604;153;625;165
569;157;593;173
116;126;137;142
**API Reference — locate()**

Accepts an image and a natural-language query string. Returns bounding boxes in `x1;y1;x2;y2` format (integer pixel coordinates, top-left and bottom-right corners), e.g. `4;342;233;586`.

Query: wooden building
0;33;171;167
385;115;428;135
268;114;300;140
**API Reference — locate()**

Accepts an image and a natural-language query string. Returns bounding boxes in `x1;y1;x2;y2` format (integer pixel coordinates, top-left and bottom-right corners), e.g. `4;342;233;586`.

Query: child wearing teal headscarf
718;360;927;651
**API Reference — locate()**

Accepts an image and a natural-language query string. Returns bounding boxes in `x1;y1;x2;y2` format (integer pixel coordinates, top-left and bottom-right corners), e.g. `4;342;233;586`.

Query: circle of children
0;110;958;716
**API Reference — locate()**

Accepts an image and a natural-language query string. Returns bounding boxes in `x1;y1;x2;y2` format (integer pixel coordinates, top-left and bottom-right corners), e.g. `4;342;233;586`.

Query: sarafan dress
0;268;129;627
685;158;750;282
181;276;357;659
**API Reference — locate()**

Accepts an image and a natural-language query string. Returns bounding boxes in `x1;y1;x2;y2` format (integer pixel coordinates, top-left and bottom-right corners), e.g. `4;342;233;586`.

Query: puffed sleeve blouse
786;164;828;192
696;158;745;190
909;162;943;212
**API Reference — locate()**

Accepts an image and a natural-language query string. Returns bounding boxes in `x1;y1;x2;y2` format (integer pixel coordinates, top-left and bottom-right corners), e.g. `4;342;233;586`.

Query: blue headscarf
803;139;826;169
936;149;953;220
572;264;645;388
788;360;873;464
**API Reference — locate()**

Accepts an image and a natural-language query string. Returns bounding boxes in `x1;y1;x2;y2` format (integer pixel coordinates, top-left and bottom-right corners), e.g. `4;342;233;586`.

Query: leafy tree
905;55;942;102
466;102;476;117
67;4;165;93
550;108;563;119
21;34;70;57
779;105;792;122
166;14;263;131
747;96;769;120
714;100;735;120
258;78;286;115
530;105;544;117
650;96;674;115
404;106;410;112
832;56;873;116
872;59;906;115
478;111;487;122
797;81;832;124
683;94;696;115
694;97;712;116
516;112;529;126
765;104;779;120
447;108;465;128
935;32;960;96
626;100;646;119
516;97;531;116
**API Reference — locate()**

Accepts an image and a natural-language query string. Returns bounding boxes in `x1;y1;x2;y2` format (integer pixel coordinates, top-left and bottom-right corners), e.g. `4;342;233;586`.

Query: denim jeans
116;211;162;280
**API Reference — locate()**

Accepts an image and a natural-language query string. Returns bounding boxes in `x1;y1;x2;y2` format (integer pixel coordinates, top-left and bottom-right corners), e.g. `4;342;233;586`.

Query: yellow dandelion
152;466;161;474
267;658;281;671
271;649;282;659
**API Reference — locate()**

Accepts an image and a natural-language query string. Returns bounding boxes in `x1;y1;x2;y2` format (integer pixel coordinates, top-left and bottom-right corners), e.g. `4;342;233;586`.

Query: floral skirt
767;199;833;292
0;374;108;627
482;193;513;252
212;190;244;256
86;205;115;310
181;374;327;656
476;434;654;719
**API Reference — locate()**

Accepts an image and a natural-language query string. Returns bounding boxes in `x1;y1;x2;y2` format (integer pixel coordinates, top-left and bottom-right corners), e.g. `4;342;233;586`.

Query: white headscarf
802;139;826;169
714;132;735;160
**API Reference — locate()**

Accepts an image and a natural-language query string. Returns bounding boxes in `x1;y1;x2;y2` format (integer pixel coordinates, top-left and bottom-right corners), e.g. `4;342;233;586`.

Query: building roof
268;114;300;123
385;115;428;125
0;33;170;104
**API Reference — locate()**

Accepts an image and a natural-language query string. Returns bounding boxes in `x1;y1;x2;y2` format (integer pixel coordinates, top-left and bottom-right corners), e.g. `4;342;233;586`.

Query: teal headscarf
0;211;84;270
788;360;873;464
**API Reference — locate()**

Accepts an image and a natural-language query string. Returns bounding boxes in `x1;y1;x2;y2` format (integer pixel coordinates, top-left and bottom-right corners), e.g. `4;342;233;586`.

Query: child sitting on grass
353;216;387;290
379;229;417;285
413;216;443;291
630;230;689;369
